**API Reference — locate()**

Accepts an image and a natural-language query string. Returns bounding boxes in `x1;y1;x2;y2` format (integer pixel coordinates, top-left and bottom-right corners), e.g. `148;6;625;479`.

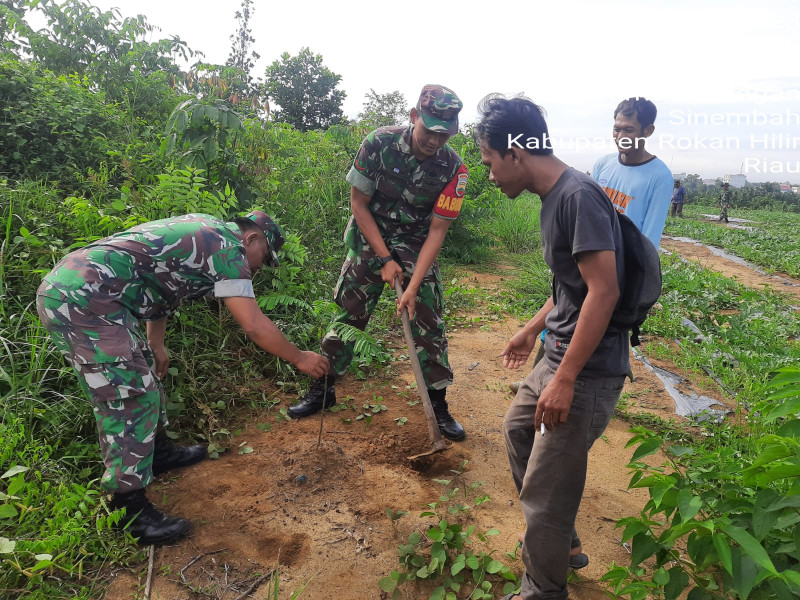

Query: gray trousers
503;360;625;600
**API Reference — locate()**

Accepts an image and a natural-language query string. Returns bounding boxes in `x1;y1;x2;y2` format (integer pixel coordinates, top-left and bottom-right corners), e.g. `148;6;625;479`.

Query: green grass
643;252;800;410
665;204;800;277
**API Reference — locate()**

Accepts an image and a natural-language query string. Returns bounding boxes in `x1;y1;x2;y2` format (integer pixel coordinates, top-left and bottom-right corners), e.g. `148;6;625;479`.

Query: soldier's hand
397;287;417;320
295;351;330;379
152;345;170;379
381;260;403;286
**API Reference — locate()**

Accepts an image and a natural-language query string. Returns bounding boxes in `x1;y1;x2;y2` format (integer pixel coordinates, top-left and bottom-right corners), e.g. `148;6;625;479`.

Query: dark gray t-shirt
540;168;630;376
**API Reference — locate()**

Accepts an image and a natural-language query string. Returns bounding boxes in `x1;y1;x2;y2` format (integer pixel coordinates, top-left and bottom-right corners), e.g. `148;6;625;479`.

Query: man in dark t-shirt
476;95;628;600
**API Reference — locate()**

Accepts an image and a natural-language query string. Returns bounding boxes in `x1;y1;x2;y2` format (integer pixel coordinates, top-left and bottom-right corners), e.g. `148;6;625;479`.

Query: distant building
723;174;747;188
780;184;793;193
702;179;718;186
672;172;687;181
793;185;800;194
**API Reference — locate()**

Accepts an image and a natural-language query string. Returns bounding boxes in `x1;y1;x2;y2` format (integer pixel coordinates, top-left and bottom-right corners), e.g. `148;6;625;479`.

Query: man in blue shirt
592;97;673;248
670;179;687;217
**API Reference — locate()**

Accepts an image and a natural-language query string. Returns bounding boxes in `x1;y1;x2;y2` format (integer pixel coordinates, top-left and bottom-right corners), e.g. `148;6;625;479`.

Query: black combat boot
152;430;207;476
288;376;337;418
110;488;191;545
428;388;466;441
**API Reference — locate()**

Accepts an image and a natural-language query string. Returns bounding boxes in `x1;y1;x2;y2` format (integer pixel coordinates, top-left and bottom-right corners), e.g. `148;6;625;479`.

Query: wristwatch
371;255;394;270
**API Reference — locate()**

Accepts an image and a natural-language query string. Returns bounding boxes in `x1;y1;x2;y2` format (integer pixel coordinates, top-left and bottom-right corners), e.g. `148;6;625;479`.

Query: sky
57;0;800;183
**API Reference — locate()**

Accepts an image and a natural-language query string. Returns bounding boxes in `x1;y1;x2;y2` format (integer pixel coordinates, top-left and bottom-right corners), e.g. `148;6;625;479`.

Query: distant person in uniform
592;97;673;248
670;179;686;217
719;182;732;223
288;85;469;442
37;212;329;545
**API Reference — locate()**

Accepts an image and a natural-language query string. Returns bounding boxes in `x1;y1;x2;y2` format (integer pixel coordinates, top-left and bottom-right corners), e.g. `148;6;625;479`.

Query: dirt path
662;238;800;303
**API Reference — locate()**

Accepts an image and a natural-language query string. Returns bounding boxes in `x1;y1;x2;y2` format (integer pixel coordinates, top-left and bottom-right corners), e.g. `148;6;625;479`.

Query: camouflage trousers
719;204;730;222
321;243;452;390
36;287;166;493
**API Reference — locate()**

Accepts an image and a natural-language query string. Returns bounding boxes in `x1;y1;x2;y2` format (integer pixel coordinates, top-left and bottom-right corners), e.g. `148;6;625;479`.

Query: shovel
394;279;450;460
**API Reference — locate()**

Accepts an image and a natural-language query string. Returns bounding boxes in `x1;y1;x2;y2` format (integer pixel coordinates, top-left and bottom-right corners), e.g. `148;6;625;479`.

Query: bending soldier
37;212;329;545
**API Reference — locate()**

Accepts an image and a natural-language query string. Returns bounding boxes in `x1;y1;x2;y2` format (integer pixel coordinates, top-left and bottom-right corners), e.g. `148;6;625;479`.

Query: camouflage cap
246;210;285;267
416;84;462;135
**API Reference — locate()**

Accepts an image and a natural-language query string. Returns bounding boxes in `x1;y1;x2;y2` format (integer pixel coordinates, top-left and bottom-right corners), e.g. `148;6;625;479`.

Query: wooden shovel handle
393;279;446;448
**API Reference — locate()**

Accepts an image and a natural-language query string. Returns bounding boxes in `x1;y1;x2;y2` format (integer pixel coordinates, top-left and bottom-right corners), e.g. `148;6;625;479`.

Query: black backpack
608;212;662;346
556;211;662;347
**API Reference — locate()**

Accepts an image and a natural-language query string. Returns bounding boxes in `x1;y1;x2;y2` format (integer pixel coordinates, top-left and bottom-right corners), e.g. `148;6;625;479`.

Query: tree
3;0;190;124
264;47;345;131
226;0;259;91
357;89;409;128
682;173;702;191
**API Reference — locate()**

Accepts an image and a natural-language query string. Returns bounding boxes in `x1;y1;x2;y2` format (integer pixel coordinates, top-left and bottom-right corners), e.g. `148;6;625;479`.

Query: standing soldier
719;182;732;223
288;84;469;442
37;212;329;545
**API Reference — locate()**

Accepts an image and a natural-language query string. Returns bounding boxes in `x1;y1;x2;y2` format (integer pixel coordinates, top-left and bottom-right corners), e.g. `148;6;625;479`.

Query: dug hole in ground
105;259;771;600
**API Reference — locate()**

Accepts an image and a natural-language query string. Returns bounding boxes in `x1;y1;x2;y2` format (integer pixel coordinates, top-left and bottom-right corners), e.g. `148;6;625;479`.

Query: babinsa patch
455;172;468;197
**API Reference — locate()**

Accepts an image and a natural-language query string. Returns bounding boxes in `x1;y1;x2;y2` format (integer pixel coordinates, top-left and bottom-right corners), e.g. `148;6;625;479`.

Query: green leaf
1;466;28;479
451;561;465;575
30;559;53;572
687;587;712;600
485;528;501;536
753;490;780;539
0;538;16;553
0;504;18;519
720;523;777;575
664;567;689;600
776;420;800;438
677;489;703;522
730;546;758;600
630;531;659;566
755;465;800;485
653;568;670;586
666;444;695;457
378;577;395;592
428;527;444;542
7;475;25;497
630;437;662;462
465;555;480;570
486;560;504;574
432;479;451;486
190;105;205;127
431;543;447;567
430;586;445;600
713;533;733;575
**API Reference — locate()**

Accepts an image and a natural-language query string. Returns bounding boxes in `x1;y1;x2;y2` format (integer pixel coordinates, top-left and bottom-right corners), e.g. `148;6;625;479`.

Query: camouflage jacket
720;189;733;205
39;214;255;322
344;124;468;254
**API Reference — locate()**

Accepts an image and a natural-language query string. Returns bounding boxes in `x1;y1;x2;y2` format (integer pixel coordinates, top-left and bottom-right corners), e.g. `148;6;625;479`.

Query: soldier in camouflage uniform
36;211;329;545
289;84;469;441
719;182;732;223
